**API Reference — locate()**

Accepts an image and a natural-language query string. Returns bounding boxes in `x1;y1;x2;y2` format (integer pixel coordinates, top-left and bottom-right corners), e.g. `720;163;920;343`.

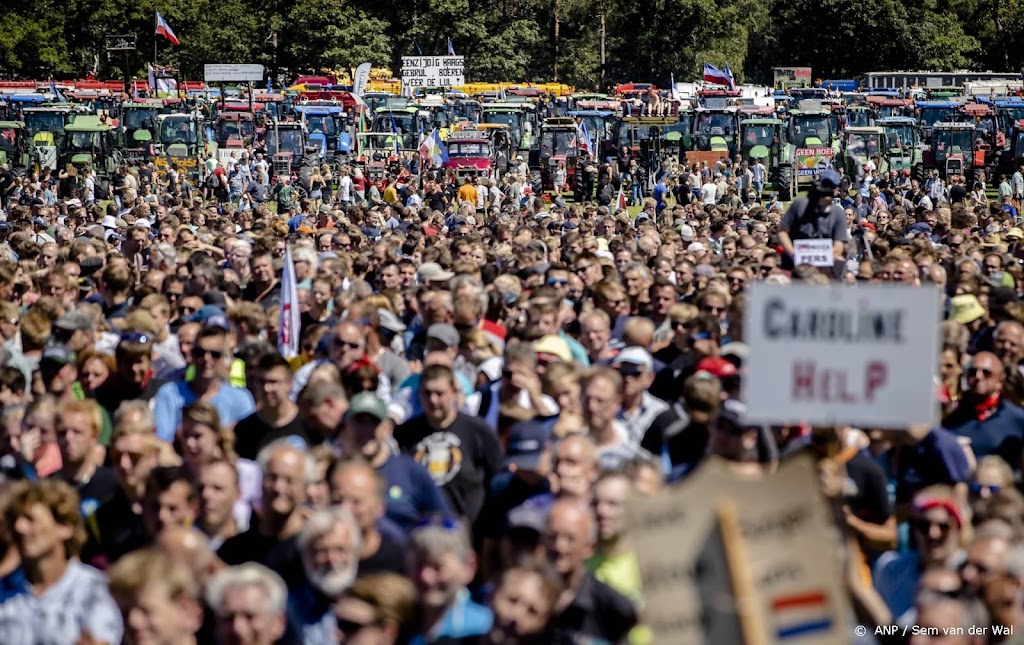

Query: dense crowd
0;146;1024;645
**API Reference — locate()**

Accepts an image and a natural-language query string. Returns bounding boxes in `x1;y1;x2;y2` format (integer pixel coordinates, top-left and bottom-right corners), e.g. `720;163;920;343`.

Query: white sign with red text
743;284;940;428
793;239;834;267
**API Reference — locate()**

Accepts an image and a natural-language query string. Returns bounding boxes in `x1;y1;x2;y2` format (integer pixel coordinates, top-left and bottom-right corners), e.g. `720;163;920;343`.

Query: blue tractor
294;103;348;163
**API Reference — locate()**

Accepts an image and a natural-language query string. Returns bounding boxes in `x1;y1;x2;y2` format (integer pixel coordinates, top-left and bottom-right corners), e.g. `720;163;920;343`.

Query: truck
443;129;492;180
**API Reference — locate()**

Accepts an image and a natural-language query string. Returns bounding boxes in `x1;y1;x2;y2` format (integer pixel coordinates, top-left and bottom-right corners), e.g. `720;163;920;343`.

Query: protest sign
743;283;941;428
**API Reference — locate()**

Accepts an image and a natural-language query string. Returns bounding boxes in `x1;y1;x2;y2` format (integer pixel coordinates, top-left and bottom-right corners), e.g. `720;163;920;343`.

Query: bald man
943;351;1024;467
544;497;636;644
158;525;226;589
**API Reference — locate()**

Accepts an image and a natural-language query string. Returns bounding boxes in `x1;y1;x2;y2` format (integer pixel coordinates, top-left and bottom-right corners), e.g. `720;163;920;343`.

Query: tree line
0;0;1008;88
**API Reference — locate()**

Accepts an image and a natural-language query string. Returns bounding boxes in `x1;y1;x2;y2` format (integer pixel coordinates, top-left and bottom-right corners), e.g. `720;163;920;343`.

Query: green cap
347;392;388;422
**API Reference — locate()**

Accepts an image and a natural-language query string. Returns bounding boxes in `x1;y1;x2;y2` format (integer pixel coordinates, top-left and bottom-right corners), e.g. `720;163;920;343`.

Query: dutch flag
447;38;456;57
155;11;180;46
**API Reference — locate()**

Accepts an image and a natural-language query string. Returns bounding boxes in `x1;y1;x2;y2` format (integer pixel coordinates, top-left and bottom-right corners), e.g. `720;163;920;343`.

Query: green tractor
0;122;29;174
154;114;210;179
59;115;117;179
739;117;785;190
777;101;838;201
876;116;923;180
22;105;79;171
121;101;163;163
841;126;888;180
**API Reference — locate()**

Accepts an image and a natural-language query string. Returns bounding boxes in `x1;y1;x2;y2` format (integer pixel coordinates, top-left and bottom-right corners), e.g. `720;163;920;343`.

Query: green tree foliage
3;0;1024;85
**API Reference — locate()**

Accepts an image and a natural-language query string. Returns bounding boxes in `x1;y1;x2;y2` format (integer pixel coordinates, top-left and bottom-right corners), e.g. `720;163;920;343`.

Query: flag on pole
148;63;156;97
724;63;737;91
670;73;679;100
447;38;456;56
419;128;433;169
155;11;180;46
427;129;449;166
703;63;732;88
499;84;507;100
278;246;301;359
48;79;67;103
616;184;627;210
577;121;592;153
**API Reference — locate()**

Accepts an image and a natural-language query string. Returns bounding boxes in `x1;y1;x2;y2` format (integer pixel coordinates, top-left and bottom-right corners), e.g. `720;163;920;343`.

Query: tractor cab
842;126;888;179
930;122;982;179
692;107;738;156
845;105;874;129
916;101;961;144
739;118;784;165
22;106;77;170
121;101;162;162
451;100;482;125
59;115;115;176
443;129;492;180
876;116;923;178
155;114;207;178
787;101;835;150
0;122;27;172
266;121;308;174
535;117;582;198
215;112;255;149
295;103;344;162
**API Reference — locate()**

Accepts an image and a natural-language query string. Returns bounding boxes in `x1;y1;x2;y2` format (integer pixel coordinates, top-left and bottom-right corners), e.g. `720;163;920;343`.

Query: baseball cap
40;344;75;367
687;242;706;253
183;304;227;325
696;356;739;378
54;310;93;333
817;169;842;190
417;262;454;283
347;392;388;422
426;323;460;348
678;223;695;241
377;308;406;334
612;347;654;373
503;417;555;471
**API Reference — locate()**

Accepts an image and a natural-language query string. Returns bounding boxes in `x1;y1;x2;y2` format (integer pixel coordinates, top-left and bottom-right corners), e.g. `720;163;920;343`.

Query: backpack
93;180;110;201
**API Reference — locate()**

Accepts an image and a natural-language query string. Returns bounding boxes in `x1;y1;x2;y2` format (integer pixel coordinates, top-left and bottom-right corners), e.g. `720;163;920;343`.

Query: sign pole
717;498;769;645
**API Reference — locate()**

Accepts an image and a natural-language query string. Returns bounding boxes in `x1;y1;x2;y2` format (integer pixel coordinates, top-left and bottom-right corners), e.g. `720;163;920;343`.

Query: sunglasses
547;278;568;287
334;338;362;350
181;305;198;314
968;482;1001;496
702;305;726;314
197;347;225;360
967;367;996;378
914;518;953;534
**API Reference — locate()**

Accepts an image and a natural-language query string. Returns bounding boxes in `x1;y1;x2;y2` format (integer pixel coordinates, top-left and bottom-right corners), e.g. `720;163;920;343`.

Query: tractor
295;103;346;162
915;100;961;145
22;105;79;171
59;116;117;191
120;101;162;163
926;122;985;180
0;122;29;174
960;102;1003;179
841;126;888;180
689;106;739;165
266;120;309;178
776;101;838;200
876;117;923;180
532;117;582;198
155;113;210;180
739;117;785;189
443;129;493;181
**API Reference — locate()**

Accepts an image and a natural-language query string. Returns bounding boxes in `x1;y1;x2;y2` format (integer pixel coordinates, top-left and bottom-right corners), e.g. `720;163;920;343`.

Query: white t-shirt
339;175;352;202
701;181;717;205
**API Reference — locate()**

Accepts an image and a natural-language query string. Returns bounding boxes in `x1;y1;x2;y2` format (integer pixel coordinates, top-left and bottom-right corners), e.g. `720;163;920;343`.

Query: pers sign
743;283;940;428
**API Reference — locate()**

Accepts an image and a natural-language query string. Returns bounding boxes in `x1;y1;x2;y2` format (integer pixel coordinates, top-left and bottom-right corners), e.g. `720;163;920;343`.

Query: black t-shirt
950;183;967;204
81;487;145;568
57;466;119;518
242;281;282;311
357;533;407;575
394;413;503;524
234;412;309;461
547;572;637;645
218;526;305;588
478;473;550;540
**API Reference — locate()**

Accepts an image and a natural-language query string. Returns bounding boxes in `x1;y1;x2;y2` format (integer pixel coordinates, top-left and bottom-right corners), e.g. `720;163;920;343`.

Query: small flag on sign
771;590;834;640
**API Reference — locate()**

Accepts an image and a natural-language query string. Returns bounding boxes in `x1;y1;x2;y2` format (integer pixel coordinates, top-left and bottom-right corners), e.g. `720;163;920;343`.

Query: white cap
612;346;654;371
679;223;694;241
687;242;706;253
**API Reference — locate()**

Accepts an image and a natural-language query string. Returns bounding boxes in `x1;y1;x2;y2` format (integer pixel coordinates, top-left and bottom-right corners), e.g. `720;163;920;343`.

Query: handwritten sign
628;455;850;644
793;239;834;267
743;283;941;428
401;56;464;94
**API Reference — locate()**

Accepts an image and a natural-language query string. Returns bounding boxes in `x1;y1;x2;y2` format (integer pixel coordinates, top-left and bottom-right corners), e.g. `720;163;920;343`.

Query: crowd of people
0;141;1023;645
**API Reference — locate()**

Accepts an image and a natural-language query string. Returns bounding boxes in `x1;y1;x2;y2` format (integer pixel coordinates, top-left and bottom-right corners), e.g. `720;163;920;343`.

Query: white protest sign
743;283;940;428
204;64;265;83
628;455;850;645
793;239;833;267
401;56;465;94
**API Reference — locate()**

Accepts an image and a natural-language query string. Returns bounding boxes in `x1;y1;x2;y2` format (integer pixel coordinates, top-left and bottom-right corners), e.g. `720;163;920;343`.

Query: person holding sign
778;168;849;276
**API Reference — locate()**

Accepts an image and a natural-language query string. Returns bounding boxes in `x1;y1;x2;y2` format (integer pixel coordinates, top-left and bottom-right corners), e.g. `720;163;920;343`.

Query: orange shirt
458;183;477;205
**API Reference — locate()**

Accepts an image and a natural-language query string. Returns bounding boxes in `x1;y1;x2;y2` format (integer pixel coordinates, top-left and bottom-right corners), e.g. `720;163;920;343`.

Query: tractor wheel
530;169;542;193
912;163;925;183
777;165;793;202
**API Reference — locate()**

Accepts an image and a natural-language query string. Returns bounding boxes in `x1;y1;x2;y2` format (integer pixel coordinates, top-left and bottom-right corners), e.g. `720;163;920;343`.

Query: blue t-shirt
378;453;451;535
152;380;256;443
652;182;668;212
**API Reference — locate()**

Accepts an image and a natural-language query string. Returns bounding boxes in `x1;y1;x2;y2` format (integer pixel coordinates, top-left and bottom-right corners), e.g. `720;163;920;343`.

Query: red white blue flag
703;62;735;90
156;11;180;46
278;246;301;359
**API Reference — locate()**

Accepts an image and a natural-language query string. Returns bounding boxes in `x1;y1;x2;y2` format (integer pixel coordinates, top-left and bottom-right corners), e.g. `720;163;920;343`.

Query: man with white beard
289;505;362;645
